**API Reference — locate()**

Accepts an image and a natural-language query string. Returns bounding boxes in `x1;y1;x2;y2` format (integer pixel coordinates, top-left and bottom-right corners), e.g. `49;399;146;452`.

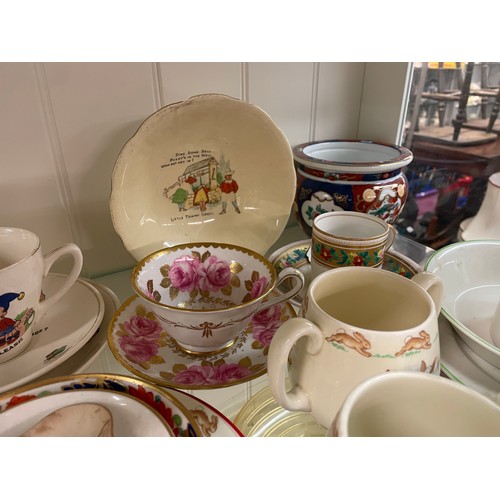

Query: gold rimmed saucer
107;293;296;390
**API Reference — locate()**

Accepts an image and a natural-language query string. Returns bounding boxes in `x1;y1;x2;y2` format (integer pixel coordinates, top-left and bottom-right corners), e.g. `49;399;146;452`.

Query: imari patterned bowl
131;242;304;354
293;140;412;236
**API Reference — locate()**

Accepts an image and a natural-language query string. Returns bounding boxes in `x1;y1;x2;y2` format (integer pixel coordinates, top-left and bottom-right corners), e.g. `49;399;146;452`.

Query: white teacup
311;211;395;279
131;242;305;354
0;227;83;363
267;266;443;429
328;371;500;437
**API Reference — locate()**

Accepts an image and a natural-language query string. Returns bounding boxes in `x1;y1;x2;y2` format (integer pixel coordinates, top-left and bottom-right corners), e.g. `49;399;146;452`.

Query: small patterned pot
131;242;304;354
293;140;413;236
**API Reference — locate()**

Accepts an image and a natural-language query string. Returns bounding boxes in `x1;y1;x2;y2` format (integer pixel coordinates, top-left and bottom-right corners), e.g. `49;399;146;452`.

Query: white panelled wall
0;62;411;278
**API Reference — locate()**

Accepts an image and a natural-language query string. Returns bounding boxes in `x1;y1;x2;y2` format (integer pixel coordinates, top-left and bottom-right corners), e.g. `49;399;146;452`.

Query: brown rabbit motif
191;408;219;437
325;329;372;357
395;330;431;357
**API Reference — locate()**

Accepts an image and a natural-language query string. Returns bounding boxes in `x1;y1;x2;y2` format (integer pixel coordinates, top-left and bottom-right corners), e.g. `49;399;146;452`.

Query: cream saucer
269;239;421;307
30;281;119;382
0;373;201;437
110;93;295;261
168;387;243;437
0;389;174;437
0;274;105;394
107;294;296;390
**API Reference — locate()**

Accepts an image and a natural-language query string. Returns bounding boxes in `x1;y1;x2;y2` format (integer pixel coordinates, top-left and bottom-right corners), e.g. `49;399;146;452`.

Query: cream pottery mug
0;227;83;363
267;266;443;429
328;371;500;437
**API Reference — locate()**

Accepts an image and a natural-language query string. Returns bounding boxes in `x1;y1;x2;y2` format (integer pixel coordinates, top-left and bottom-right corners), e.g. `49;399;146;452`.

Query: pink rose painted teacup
131;242;305;354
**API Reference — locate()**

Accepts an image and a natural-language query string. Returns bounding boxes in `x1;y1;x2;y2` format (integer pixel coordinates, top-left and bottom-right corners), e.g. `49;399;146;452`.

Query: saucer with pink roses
107;292;296;390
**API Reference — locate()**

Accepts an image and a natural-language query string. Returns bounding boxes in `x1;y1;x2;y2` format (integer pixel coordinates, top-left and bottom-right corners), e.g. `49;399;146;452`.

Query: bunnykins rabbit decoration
267;266;443;428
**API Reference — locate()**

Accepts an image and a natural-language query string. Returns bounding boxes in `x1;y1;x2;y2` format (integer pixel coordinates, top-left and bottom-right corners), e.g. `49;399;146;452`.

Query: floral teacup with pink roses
131;242;305;354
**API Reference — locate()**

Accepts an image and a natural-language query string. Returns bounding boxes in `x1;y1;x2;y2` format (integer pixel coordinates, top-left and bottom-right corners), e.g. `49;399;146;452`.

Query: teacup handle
411;271;444;313
384;224;396;252
37;243;84;318
253;268;305;315
267;316;323;412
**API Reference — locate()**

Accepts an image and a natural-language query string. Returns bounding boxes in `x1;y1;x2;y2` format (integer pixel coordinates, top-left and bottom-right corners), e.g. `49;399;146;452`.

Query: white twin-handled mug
328;371;500;437
0;227;83;363
267;266;443;429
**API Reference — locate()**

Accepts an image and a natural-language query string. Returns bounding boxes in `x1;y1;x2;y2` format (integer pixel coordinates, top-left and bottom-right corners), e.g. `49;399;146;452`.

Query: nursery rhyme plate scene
110;93;296;261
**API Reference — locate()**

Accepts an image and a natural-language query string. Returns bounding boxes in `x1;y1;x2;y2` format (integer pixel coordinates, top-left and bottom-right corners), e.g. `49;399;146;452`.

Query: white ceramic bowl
424;240;500;367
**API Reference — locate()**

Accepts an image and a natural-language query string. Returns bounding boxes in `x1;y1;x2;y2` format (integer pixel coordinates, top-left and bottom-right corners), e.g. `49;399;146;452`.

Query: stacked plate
0;373;201;437
0;273;119;395
425;240;500;402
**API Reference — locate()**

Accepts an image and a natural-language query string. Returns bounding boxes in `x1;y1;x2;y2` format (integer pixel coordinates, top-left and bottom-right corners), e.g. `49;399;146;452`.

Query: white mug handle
252;268;305;315
37;243;83;318
411;271;444;313
267;316;323;412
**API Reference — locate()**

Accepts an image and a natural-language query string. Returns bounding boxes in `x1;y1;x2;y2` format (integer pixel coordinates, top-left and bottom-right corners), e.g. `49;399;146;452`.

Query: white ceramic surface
0;373;202;437
425;240;500;368
0;389;174;437
0;227;83;362
440;313;500;400
168;387;243;437
0;274;105;394
30;281;119;382
131;242;304;353
267;266;443;428
461;172;500;241
110;93;296;261
328;371;500;437
107;293;296;390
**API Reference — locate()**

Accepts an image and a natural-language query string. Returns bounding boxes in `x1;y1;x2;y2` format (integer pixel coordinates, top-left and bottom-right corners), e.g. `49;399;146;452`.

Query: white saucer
110;93;295;261
0;389;174;437
30;281;119;382
0;373;202;437
0;274;105;394
168;387;243;437
440;314;500;400
107;293;296;390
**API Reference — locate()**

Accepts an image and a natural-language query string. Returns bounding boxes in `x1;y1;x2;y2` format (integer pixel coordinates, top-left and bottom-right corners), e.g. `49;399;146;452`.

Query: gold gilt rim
313;212;390;242
130;241;277;313
312;238;387;251
313;225;390;243
0;370;202;437
107;295;297;391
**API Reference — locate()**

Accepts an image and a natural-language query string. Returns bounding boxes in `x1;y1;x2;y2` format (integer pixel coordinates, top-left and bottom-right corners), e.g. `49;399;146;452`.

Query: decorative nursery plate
110;93;296;261
440;314;500;401
0;373;201;437
269;239;421;306
107;293;296;390
30;281;119;383
0;389;174;437
0;274;105;394
168;387;243;437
